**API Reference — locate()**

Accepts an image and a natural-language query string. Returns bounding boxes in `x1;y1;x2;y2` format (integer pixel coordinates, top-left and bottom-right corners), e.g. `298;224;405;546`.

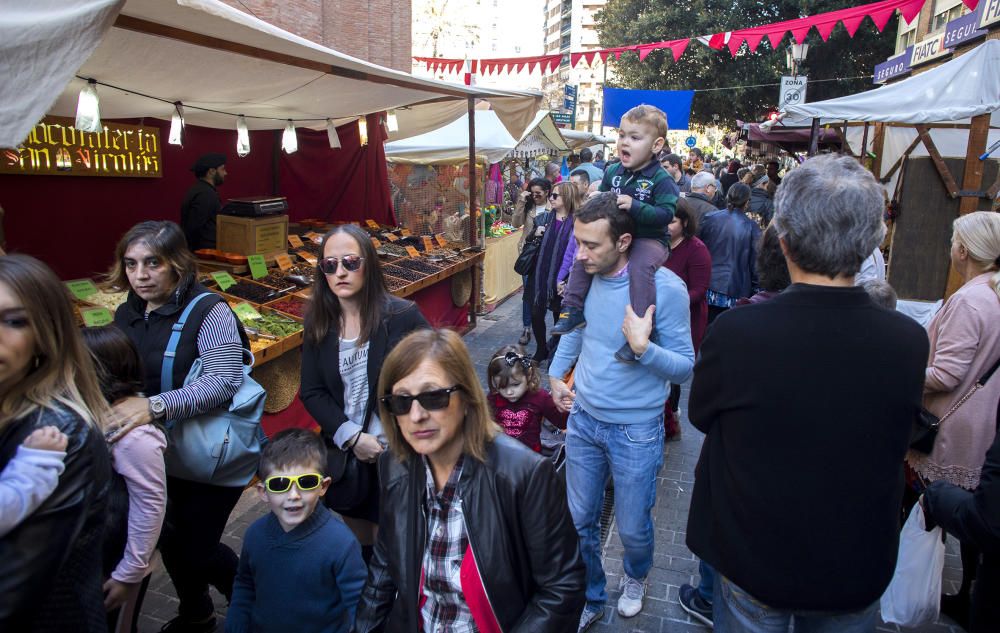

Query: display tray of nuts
383;275;408;292
265;295;309;319
395;258;443;275
224;280;288;304
382;264;426;282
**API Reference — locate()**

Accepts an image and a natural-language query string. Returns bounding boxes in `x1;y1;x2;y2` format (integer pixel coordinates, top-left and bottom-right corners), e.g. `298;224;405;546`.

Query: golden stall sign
1;117;162;178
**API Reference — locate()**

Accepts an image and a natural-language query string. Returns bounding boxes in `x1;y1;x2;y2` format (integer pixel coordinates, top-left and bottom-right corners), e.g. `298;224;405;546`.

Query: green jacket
599;160;677;245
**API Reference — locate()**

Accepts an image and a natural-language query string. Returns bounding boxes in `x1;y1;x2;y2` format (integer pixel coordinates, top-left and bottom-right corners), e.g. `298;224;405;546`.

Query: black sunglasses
549;193;560;200
490;351;535;372
318;255;363;274
380;386;463;416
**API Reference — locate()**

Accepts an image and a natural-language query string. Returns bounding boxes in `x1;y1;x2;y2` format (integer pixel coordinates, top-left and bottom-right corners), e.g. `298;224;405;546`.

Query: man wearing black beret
181;153;227;251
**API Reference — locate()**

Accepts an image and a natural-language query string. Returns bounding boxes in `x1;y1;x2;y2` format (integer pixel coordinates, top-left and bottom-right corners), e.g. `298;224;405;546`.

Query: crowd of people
0;102;998;633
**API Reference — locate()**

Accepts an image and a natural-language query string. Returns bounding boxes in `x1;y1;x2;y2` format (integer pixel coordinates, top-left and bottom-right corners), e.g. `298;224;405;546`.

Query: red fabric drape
1;117;391;279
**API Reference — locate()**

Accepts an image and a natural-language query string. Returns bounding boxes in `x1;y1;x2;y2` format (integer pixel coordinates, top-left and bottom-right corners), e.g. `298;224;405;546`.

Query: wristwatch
148;395;167;420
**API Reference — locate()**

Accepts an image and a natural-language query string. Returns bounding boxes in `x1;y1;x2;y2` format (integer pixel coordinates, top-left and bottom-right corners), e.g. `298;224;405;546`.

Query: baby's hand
616;194;633;210
24;426;68;452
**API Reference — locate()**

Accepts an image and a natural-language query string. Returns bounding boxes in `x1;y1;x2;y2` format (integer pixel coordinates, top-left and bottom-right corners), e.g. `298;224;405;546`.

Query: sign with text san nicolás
0;117;161;178
873;47;913;84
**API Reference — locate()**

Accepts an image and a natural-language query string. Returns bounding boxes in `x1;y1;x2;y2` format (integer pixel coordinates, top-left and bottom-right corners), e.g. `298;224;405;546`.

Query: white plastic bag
880;504;945;626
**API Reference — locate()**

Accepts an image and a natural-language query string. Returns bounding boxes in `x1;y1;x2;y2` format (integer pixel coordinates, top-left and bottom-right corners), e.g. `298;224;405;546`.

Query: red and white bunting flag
814;19;837;41
790;25;812;43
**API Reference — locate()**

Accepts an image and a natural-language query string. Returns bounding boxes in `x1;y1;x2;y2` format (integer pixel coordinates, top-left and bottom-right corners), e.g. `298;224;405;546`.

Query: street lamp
786;43;809;77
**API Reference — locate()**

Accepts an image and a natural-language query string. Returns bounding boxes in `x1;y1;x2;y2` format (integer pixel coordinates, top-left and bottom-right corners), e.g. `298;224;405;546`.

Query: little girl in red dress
487;345;567;452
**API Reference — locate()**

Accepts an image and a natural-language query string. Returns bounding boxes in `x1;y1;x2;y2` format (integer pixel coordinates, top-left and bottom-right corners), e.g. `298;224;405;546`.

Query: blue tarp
602;88;695;131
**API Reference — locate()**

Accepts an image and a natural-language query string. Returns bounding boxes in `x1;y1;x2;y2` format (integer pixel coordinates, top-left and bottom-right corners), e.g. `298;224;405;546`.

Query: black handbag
514;211;551;276
911;355;1000;454
324;440;373;512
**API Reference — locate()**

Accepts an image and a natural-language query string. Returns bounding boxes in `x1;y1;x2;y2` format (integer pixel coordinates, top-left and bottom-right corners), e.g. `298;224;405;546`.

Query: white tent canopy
1;0;540;147
781;40;1000;127
510;111;570;157
561;128;612;151
384;111;517;165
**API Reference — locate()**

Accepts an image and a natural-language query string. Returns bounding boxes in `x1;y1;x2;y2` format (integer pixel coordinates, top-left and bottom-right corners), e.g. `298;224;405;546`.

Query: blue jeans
697;560;717;603
565;405;664;610
521;275;531;327
714;576;879;633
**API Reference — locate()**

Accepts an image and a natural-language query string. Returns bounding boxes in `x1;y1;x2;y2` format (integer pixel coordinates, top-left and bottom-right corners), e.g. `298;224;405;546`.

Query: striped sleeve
159;302;245;421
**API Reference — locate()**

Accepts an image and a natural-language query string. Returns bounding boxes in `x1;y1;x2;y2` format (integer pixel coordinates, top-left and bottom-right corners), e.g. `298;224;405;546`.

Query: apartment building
410;0;545;91
542;0;612;134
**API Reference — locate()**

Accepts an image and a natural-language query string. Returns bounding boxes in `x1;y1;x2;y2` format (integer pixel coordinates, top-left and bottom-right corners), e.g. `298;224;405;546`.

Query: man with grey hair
685;154;929;632
678;171;718;227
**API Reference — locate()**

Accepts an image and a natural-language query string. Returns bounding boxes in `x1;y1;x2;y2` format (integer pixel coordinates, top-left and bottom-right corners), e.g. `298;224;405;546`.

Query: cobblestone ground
138;290;968;632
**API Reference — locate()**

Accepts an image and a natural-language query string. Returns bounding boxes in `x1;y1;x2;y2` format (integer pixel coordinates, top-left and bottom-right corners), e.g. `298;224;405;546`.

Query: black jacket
924;397;1000;554
354;434;586;632
0;405;111;632
746;187;774;229
678;192;717;227
686;284;929;611
300;296;429;440
181;179;221;250
698;208;761;299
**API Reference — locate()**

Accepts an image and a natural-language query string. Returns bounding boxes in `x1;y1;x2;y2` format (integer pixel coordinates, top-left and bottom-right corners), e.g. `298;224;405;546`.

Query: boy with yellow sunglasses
226;429;366;633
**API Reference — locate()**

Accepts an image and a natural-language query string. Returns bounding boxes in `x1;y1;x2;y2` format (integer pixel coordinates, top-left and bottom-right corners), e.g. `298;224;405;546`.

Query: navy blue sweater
226;508;365;633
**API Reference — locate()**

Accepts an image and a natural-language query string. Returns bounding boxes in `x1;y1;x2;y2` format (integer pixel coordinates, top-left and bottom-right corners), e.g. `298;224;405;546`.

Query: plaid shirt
420;456;477;633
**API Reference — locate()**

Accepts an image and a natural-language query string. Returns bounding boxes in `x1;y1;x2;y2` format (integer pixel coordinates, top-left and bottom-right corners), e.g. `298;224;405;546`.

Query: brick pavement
138;291;969;633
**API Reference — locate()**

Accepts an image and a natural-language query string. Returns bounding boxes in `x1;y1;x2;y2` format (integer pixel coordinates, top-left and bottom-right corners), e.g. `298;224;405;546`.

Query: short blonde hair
952;211;1000;299
621;104;668;139
377;329;498;463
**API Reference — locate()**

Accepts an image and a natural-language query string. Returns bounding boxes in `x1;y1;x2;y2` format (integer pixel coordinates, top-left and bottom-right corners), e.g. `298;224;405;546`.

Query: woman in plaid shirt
354;329;585;632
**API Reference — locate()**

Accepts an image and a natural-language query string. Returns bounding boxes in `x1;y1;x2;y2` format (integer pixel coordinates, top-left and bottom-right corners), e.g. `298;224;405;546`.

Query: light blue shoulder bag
161;293;266;487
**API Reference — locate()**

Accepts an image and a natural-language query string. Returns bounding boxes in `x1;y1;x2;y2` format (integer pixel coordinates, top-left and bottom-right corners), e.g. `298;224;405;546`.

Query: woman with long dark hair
513;178;552;346
698;183;761;324
531;181;581;362
300;224;429;562
0;255;111;632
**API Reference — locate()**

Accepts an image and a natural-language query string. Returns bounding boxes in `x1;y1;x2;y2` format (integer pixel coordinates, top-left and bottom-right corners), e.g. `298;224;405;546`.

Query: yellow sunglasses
263;473;323;494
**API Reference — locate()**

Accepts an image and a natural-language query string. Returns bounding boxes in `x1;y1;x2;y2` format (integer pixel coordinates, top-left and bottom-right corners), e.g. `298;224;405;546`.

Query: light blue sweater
549;267;695;424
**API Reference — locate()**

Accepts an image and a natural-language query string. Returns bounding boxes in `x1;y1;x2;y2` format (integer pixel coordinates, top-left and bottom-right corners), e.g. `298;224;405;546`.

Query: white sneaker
578;605;604;632
617;575;646;618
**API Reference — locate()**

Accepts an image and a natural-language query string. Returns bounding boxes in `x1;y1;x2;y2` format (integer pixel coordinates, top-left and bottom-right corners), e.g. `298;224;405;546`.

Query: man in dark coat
181;153;227;250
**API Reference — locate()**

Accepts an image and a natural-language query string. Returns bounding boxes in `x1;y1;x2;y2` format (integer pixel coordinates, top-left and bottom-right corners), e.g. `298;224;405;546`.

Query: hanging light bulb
387;110;399;133
281;120;298;154
75;79;102;133
168;102;185;146
236;115;250;157
358;116;368;146
326;119;341;149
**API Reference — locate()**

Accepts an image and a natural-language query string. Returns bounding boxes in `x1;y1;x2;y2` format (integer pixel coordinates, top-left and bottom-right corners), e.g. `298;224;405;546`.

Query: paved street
139;290;968;633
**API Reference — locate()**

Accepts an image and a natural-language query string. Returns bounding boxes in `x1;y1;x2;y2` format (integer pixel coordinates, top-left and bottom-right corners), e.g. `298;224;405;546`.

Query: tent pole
859;123;870;166
467;96;480;325
944;113;991;297
871;123;886;178
808;118;820;157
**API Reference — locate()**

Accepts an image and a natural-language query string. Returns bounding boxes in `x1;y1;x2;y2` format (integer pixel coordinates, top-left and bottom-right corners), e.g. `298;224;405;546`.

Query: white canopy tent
0;0;541;148
509;111;570;158
780;40;1000;128
561;128;612;151
384;111;517;165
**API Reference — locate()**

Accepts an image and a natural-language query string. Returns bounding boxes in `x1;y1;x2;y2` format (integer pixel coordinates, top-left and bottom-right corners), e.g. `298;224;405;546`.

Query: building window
931;2;964;32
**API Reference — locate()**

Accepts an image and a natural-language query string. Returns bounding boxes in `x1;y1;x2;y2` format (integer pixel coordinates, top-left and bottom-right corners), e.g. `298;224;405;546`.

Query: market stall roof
561;129;612;150
509;111;570;157
384;111;517;165
1;0;541;148
780;40;1000;127
746;122;842;153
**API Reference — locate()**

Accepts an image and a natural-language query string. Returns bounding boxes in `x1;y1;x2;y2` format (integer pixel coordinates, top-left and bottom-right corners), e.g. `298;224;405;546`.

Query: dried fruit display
383;275;408;292
396;258;442;275
225;281;282;303
382;264;425;282
267;296;309;319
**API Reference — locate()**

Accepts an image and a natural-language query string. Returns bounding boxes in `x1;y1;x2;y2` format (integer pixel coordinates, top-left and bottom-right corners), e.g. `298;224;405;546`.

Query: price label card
365;219;380;229
81;307;113;327
66;278;99;300
422;236;435;252
385;233;399;242
233;303;262;321
404;246;421;257
400;227;412;236
371;237;382;248
275;254;293;271
436;234;449;248
247;254;268;280
211;271;237;291
288;234;304;248
297;251;318;266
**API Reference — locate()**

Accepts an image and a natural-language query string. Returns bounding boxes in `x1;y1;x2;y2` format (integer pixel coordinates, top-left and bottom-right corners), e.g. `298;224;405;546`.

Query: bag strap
160;292;218;393
938;354;1000;426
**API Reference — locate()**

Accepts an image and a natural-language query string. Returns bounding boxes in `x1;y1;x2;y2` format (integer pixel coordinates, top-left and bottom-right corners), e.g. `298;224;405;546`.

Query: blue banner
602;88;694;131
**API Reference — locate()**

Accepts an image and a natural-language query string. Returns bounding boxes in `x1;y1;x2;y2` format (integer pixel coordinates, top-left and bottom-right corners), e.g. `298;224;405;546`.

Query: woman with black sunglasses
354;328;585;632
300;224;429;563
531;181;581;362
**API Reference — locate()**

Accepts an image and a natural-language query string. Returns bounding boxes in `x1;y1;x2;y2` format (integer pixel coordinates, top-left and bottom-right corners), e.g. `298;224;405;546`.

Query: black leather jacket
0;405;111;632
699;208;761;299
354;434;585;632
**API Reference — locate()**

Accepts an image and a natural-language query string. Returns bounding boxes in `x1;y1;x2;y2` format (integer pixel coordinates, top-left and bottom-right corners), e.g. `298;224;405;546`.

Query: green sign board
80;307;113;327
65;278;99;300
232;302;262;321
211;271;237;291
247;254;268;280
